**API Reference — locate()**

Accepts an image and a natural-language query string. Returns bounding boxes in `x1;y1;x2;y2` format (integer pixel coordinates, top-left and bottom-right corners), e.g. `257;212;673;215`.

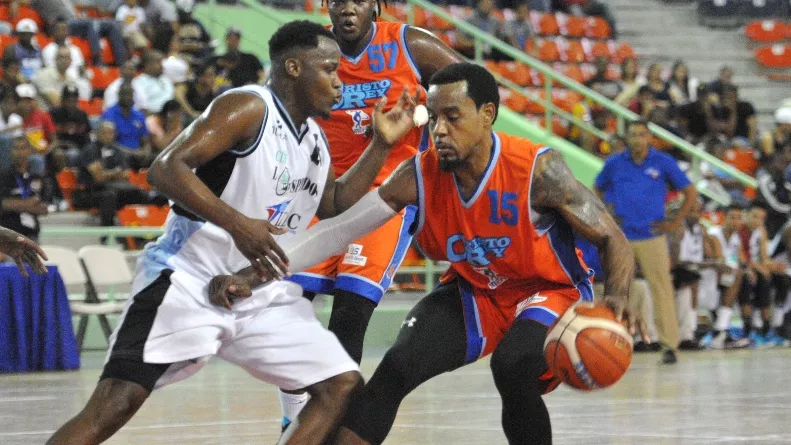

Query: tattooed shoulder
530;149;577;208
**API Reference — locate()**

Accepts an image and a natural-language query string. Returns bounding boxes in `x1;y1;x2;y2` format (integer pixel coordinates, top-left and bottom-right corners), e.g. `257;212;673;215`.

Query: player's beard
438;158;464;172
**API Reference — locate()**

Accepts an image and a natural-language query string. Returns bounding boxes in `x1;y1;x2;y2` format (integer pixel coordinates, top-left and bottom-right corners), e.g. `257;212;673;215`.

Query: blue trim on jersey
400;24;421;81
409;155;426;235
340;22;378;64
547;217;595;302
455;133;501;208
140;215;204;282
376;206;417;294
418;125;430;152
288;272;335;295
335;273;385;303
267;86;309;143
459;279;485;363
228;91;268;157
517;306;559;326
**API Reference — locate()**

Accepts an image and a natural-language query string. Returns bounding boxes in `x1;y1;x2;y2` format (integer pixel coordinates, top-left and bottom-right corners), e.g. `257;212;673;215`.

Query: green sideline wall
75;4;604;350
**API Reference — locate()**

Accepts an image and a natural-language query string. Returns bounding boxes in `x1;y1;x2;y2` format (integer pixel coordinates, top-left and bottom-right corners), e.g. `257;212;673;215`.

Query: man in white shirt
132;50;174;114
33;47;92;108
41;18;85;78
104;60;146;110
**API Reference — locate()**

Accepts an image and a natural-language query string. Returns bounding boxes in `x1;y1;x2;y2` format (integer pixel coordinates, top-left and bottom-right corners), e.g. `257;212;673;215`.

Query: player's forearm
329;136;393;216
148;154;244;233
235;190;397;288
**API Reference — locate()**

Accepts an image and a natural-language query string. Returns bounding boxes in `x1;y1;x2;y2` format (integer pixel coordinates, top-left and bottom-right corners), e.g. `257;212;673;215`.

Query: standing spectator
503;3;533;52
753;151;791;238
0;137;48;242
174;63;216;120
146;99;183;151
71;121;165;228
709;65;734;97
116;0;149;51
132;50;174;114
759;107;791;157
33;46;92;108
595;120;699;364
212;28;264;89
3;19;42;82
50;85;91;165
104;60;146;110
664;60;699;107
100;81;152;168
41;18;85;78
721;86;756;143
174;0;213;63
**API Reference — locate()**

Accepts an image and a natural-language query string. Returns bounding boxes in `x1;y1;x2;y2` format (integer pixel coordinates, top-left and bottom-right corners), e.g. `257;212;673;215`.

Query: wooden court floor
2;349;791;444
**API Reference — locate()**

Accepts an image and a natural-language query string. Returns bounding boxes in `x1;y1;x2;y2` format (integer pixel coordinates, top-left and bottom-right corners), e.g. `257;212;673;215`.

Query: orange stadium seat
556;13;585;38
527;67;546;86
11;6;45;30
530;11;559;36
89;66;120;90
586;39;613;61
555;63;585;83
0;6;8;21
436;31;457;49
552;89;583;113
382;3;408;22
501;88;529;113
527;38;560;62
100;38;115;65
558;38;586;63
78;98;104;117
499;61;532;86
411;7;428;28
613;42;635;63
116;205;170;250
56;169;79;205
755;44;791;68
744;20;787;43
584;17;611;39
127;170;152;191
426;11;454;31
71;37;92;64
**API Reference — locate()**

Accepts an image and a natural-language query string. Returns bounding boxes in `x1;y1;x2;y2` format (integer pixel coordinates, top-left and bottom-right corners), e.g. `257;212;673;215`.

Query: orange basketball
543;303;633;391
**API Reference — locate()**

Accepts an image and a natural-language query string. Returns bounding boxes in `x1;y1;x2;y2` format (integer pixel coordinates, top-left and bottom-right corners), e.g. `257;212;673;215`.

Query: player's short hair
268;20;336;63
428;63;500;122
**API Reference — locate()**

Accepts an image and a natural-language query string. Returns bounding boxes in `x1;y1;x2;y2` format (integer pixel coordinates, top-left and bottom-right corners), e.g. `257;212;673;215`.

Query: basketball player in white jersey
46;21;420;445
739;206;779;346
699;206;751;349
669;199;706;350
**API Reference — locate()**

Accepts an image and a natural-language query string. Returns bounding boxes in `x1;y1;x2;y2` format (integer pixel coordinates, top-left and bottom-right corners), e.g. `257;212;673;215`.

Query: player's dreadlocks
322;0;389;20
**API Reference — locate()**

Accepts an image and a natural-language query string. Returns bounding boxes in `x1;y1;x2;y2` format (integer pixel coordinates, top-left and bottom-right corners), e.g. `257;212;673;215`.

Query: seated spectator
174;63;216;120
116;0;150;51
586;56;621;101
139;0;179;53
162;36;190;86
614;57;642;106
503;2;533;52
71;120;166;228
759;107;791;158
563;0;617;39
753;150;791;238
212;28;264;89
16;84;57;153
100;81;153;169
456;0;509;61
722;86;756;143
132;50;175;114
0;59;23;99
3;19;42;82
104;60;146;110
628;85;657;119
147;99;183;151
664;60;699;107
33;46;92;108
175;0;213;63
677;84;733;145
0;92;23;137
709;65;734;97
0;137;48;242
41;17;85;78
32;0;127;66
50;85;91;165
644;63;671;106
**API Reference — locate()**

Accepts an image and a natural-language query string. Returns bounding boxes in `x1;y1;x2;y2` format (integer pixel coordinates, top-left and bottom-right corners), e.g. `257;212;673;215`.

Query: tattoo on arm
531;150;634;297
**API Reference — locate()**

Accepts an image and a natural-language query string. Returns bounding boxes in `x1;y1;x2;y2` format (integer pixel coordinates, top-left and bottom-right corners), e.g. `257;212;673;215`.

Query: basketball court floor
2;349;791;444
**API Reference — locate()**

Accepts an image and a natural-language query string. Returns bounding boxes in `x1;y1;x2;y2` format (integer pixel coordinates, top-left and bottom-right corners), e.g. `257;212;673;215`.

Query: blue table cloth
0;264;80;372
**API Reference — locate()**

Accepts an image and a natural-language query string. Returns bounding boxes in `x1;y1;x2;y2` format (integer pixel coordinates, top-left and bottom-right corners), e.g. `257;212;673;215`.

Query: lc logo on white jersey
342;244;368;266
345;110;371;135
515;293;547;317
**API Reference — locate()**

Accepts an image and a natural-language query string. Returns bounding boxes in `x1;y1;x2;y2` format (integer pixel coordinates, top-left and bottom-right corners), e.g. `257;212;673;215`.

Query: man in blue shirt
595;120;698;364
100;82;153;169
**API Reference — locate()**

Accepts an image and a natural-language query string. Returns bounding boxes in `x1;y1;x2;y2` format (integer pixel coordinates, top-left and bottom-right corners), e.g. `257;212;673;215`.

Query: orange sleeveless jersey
321;21;428;186
412;132;594;301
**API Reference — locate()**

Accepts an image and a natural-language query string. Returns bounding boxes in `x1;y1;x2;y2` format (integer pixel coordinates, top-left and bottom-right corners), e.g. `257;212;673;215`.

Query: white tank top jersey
748;228;763;264
708;226;742;268
679;224;705;264
136;85;331;305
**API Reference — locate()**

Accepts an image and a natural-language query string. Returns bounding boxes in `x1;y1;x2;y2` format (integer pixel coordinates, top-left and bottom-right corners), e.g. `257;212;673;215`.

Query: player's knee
378;345;422;393
309;371;362;404
88;379;148;434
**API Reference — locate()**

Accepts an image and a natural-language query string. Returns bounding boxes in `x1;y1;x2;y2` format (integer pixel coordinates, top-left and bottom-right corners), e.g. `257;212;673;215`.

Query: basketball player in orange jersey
282;0;461;429
209;63;643;444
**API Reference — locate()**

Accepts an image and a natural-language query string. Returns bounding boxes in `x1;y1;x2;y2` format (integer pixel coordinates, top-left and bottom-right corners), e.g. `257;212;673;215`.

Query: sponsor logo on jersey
273;166;319;197
345;109;371;135
445;234;512;267
266;199;302;230
332;80;392;111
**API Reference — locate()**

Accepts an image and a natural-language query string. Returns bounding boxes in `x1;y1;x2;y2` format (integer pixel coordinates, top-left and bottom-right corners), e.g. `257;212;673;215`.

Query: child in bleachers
116;0;149;51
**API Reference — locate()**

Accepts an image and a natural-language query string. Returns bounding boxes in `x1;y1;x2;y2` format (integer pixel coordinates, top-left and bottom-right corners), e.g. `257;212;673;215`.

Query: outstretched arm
531;150;636;322
209;159;419;308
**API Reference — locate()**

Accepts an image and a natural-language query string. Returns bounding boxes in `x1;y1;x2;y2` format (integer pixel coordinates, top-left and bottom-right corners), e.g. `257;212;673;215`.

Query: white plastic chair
42;246;127;349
